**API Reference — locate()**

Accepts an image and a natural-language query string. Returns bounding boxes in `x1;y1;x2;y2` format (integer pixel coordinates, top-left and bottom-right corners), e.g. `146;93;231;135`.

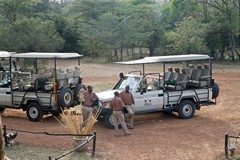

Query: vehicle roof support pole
54;58;57;106
143;64;145;75
78;58;80;66
209;59;212;80
163;63;166;90
9;57;12;81
36;59;38;74
9;57;14;105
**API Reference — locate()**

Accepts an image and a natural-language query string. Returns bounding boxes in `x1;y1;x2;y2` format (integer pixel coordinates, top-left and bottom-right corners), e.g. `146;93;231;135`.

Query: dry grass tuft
55;105;102;139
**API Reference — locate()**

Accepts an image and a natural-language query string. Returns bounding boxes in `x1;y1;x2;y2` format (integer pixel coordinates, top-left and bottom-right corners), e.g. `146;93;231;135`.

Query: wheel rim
109;114;120;126
109;114;114;125
29;107;38;119
182;104;192;116
64;92;71;104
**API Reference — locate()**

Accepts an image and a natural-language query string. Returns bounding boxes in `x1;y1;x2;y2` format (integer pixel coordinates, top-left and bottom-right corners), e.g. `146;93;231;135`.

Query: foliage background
0;0;239;61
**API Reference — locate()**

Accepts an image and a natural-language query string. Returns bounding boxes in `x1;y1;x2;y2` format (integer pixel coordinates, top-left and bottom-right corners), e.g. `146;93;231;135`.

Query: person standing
82;85;98;128
120;85;135;129
109;91;131;136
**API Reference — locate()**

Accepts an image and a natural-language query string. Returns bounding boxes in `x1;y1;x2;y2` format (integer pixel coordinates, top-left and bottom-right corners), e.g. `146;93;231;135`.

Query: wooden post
0;114;5;160
92;132;96;157
225;133;229;160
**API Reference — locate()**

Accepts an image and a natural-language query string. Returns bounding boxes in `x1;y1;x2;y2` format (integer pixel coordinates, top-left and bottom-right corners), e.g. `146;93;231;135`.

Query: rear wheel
26;102;43;122
177;100;195;119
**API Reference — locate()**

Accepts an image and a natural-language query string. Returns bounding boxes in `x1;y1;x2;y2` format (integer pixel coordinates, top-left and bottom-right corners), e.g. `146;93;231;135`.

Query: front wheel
177;100;196;119
104;112;114;129
26;102;43;122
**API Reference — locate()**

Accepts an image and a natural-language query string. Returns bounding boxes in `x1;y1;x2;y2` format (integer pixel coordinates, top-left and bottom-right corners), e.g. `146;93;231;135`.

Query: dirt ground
2;62;240;160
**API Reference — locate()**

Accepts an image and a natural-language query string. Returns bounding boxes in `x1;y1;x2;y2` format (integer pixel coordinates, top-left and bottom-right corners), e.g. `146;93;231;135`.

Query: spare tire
212;82;219;99
57;87;73;108
73;84;86;103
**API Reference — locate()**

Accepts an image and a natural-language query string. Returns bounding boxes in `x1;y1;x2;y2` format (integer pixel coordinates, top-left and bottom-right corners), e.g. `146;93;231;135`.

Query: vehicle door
0;70;12;106
0;86;12;106
133;78;164;112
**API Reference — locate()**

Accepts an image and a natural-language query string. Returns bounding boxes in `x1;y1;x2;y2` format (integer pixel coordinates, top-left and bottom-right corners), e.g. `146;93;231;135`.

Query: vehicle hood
96;90;122;102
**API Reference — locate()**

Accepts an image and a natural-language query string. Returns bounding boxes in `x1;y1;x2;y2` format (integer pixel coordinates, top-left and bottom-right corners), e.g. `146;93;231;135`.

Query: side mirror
119;72;124;78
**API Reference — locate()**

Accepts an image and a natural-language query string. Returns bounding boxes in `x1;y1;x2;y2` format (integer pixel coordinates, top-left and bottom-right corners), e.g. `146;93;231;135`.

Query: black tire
212;82;219;99
57;87;73;108
177;100;196;119
0;107;5;112
163;109;173;115
73;84;86;103
26;102;43;122
104;111;115;129
104;111;122;129
51;107;62;116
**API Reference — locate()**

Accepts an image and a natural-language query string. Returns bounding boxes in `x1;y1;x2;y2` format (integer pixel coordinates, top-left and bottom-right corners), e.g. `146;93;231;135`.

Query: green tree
0;17;64;52
166;16;208;54
199;0;240;61
0;0;40;23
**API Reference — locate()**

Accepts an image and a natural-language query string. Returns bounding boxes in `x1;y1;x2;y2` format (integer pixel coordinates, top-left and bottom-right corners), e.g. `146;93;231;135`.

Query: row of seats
164;64;210;90
12;66;81;91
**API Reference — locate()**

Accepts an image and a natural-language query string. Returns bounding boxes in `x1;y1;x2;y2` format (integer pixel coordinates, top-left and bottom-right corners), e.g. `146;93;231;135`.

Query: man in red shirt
109;91;131;136
82;85;98;127
119;85;135;129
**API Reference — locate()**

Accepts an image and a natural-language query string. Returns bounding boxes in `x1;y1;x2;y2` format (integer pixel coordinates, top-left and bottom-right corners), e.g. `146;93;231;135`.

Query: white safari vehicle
0;52;85;121
97;54;219;128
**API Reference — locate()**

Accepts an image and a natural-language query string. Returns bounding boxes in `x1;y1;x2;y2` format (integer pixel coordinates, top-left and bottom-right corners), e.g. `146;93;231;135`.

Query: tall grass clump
55;105;102;139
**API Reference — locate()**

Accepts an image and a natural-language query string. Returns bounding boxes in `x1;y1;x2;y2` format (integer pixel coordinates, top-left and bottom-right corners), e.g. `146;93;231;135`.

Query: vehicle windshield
117;76;141;91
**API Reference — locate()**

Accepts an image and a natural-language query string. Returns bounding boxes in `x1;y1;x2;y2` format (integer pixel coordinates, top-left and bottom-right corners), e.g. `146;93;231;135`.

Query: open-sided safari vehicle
0;52;85;121
97;54;220;128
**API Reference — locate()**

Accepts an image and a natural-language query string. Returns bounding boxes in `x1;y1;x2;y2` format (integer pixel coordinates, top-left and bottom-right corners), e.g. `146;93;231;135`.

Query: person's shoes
124;132;132;136
129;126;134;129
115;132;120;137
127;124;134;129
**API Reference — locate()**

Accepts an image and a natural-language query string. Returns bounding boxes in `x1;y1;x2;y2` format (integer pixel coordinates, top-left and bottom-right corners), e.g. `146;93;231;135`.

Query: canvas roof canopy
114;54;211;65
11;52;83;59
0;51;14;58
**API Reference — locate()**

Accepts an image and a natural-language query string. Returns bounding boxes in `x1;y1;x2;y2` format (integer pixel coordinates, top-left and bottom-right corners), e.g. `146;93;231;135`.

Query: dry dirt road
2;62;240;160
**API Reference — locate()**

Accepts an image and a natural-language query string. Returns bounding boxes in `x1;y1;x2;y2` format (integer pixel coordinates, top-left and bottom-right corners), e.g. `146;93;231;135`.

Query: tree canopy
0;0;239;61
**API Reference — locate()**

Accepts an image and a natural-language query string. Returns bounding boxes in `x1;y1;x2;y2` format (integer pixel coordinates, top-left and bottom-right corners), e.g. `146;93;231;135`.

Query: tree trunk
131;47;134;56
203;0;209;21
229;30;235;62
220;47;225;60
114;49;118;61
120;46;123;61
139;47;142;55
126;48;130;56
149;45;154;57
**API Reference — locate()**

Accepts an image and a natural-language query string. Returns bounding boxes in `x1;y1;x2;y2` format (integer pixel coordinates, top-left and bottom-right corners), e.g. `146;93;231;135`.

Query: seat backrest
201;65;210;80
171;68;180;81
174;69;188;90
73;66;81;77
192;65;202;81
66;68;73;78
186;64;194;79
178;69;188;82
57;68;65;79
164;67;173;81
